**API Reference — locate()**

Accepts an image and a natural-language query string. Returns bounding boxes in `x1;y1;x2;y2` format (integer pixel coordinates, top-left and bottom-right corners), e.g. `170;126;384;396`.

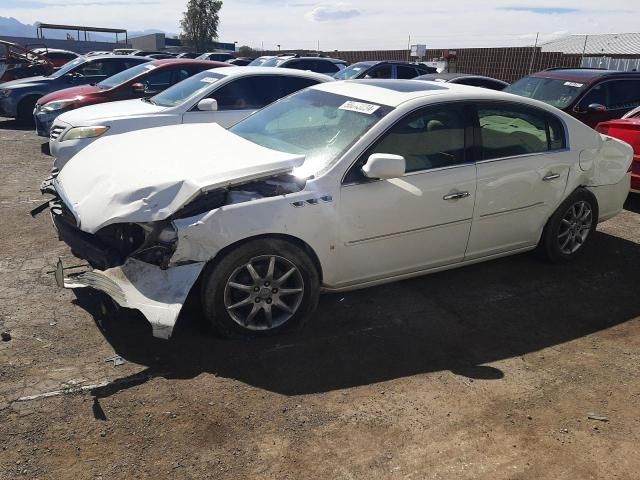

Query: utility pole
528;32;539;74
581;34;589;64
407;34;411;62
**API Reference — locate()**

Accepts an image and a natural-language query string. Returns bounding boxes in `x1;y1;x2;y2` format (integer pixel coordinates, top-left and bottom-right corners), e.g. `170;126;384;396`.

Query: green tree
180;0;223;52
238;45;253;57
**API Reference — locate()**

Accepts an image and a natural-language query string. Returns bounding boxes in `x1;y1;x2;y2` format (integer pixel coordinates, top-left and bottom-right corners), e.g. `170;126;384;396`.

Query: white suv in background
48;67;333;169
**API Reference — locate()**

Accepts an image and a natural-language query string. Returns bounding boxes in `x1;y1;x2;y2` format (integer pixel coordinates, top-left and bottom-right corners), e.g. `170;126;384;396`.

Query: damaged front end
50;174;305;339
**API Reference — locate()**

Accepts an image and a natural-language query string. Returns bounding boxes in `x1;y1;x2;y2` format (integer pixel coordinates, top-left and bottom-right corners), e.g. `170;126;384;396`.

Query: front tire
201;239;320;338
536;189;598;263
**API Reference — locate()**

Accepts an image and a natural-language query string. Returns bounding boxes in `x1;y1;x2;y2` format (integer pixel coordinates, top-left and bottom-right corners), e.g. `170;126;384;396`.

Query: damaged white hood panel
54;122;305;233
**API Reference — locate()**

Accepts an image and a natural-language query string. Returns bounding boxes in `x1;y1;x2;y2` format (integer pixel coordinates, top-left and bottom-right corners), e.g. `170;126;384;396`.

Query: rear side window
315;60;340;74
478;104;566;160
280;76;320;95
396;65;418;79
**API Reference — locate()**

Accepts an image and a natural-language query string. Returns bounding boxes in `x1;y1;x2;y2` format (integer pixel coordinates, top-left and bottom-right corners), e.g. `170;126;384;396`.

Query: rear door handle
542;173;561;181
443;191;471;200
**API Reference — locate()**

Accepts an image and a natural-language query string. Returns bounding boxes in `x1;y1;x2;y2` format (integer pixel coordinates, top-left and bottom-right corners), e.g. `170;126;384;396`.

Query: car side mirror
131;82;145;94
197;98;218;111
361;153;406;179
587;103;607;113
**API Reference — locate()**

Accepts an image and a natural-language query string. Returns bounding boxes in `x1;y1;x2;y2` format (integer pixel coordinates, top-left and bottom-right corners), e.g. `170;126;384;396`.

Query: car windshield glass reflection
97;63;151;90
151;71;224;107
49;57;86;78
334;62;375;80
505;76;587;109
231;89;392;177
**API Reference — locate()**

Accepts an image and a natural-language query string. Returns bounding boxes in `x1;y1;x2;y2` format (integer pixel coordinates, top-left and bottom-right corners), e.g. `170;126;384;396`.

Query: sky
1;0;640;50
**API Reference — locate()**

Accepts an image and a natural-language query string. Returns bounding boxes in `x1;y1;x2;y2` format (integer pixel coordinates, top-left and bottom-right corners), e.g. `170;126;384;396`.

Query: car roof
531;68;640;82
150;59;229;68
282;56;347;64
200;65;334;81
417;73;507;82
84;54;149;61
311;79;531;107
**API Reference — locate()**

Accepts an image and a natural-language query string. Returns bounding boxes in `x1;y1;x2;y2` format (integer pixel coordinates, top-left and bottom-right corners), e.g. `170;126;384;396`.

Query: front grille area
50;125;65;140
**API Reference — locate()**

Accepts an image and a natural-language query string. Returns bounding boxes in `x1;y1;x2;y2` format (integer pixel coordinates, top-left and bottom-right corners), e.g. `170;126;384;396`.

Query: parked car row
3;53;636;341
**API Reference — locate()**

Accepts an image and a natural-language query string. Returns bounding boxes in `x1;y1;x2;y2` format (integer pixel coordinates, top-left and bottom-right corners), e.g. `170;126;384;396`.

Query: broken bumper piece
56;256;205;339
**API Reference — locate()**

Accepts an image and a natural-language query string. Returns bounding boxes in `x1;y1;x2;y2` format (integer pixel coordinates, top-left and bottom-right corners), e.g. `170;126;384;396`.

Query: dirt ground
0;117;639;480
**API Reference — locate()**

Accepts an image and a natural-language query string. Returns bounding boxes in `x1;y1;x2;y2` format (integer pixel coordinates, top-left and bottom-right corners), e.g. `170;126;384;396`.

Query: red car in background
596;107;640;192
32;48;79;68
34;59;229;136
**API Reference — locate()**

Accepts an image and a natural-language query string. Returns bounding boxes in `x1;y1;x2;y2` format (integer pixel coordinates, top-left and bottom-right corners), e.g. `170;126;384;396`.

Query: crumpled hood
38;84;101;106
57;98;165;126
54;123;305;233
1;75;50;89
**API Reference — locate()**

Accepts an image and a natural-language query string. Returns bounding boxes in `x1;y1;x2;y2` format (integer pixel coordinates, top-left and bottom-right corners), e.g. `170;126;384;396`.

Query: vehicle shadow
74;230;640;400
0;117;30;131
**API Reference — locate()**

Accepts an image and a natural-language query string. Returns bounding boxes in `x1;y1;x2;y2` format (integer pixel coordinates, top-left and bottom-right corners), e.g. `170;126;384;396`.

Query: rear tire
200;239;320;338
536;188;598;263
16;96;38;127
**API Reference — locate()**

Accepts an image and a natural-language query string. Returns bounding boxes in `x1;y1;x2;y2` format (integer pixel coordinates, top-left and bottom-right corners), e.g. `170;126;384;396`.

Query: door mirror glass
131;82;145;94
362;153;406;179
197;98;218;111
587;103;607;113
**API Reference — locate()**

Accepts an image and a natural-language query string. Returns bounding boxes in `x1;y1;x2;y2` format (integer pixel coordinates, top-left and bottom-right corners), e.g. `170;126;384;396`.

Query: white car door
465;102;573;260
337;103;477;287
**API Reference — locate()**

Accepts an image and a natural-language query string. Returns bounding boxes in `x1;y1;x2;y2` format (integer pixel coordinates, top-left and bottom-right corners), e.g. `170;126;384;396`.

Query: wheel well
18;94;40;110
208;234;324;283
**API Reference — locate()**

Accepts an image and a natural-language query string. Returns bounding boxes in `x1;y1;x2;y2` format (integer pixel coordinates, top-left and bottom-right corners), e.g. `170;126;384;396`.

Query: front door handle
443;191;471;201
542;173;561;181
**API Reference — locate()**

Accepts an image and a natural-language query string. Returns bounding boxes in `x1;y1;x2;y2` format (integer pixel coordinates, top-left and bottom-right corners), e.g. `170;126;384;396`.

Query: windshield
230;88;392;177
248;57;271;66
333;62;374;80
97;62;154;89
48;57;86;78
504;76;587;109
261;56;293;67
151;70;224;107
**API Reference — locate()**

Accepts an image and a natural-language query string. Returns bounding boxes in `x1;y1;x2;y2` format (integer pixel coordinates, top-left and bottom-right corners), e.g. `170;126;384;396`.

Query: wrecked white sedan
50;80;632;339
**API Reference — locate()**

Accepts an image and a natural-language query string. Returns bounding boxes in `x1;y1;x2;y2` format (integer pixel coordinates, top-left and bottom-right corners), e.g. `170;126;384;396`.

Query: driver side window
344;103;468;183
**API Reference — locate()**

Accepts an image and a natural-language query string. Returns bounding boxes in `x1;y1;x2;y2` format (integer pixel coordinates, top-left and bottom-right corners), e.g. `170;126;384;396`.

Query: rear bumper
587;173;631;222
56;256;204;339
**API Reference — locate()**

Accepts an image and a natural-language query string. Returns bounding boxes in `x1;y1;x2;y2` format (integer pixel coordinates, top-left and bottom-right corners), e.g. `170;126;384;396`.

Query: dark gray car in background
0;55;150;125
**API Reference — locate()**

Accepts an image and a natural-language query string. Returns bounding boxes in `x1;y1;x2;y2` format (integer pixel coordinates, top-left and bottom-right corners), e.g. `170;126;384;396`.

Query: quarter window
478;105;565;160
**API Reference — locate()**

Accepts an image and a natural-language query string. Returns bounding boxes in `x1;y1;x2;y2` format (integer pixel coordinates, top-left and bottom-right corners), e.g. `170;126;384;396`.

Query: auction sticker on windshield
339;101;380;114
200;77;219;83
564;81;584;88
144;65;157;70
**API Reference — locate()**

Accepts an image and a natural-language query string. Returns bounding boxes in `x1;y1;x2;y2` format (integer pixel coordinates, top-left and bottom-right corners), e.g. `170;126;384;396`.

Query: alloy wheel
223;255;304;330
557;200;593;255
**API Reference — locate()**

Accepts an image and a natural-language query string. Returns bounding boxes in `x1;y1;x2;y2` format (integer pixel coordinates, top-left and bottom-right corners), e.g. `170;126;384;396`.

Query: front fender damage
60;257;205;339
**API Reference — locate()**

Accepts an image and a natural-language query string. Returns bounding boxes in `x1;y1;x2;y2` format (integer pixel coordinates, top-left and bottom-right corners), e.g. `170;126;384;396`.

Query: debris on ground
1;332;11;342
104;354;125;367
587;413;610;422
